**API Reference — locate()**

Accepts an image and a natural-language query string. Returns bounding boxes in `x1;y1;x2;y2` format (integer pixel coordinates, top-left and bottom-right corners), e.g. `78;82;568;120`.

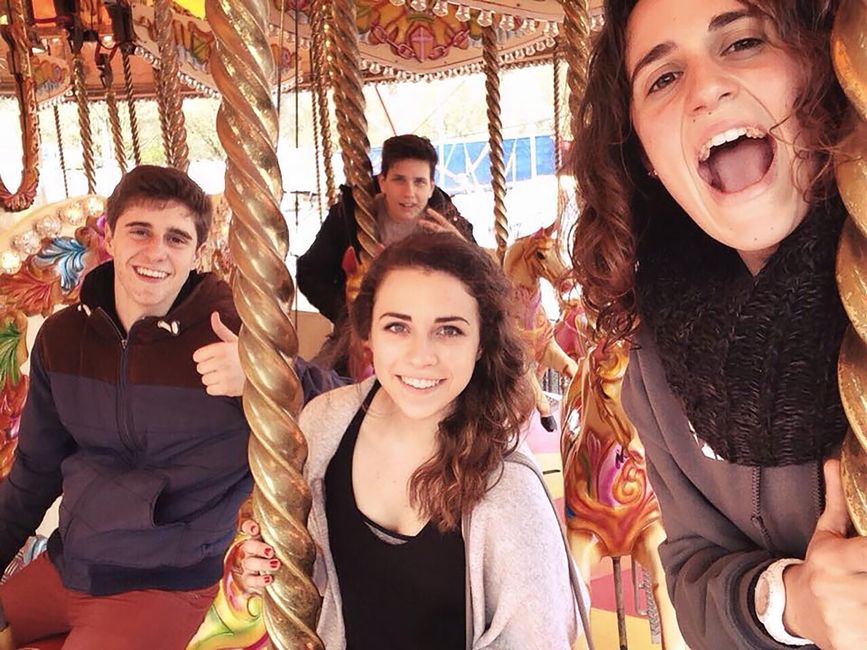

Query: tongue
705;137;772;193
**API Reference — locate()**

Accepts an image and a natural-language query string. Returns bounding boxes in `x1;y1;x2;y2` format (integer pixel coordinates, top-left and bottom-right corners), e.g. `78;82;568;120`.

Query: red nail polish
269;559;279;569
264;575;273;584
263;547;273;558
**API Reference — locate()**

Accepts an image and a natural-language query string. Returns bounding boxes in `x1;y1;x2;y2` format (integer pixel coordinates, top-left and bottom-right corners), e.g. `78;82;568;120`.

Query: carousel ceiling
0;0;603;103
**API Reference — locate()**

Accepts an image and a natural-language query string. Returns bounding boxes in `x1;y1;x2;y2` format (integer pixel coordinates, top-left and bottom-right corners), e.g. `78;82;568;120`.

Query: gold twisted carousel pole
53;105;69;197
832;0;867;534
152;65;175;165
121;48;143;166
71;49;96;194
559;0;592;142
482;24;508;264
97;52;128;174
155;0;189;171
330;0;378;264
311;0;337;207
0;0;40;211
553;39;563;172
205;0;323;647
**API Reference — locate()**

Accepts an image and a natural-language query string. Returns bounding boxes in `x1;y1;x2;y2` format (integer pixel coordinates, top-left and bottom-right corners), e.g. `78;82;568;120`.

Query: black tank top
324;382;466;649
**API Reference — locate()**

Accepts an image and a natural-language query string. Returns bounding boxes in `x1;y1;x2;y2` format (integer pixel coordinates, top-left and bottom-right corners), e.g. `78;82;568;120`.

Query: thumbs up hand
193;311;245;397
780;458;867;649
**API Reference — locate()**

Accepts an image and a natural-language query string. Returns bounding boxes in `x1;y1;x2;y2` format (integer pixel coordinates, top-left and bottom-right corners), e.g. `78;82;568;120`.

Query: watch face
756;576;770;618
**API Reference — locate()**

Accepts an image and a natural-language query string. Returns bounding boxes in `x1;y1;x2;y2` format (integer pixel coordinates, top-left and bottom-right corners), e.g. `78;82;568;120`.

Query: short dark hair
105;165;213;246
351;231;533;532
380;134;438;180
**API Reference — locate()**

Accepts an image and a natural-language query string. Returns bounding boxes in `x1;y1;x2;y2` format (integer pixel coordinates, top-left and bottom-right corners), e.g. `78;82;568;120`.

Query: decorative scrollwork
0;0;40;211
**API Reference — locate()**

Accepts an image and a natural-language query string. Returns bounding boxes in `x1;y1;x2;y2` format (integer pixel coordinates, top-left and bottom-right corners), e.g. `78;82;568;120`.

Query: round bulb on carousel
409;0;426;10
36;215;62;238
432;0;448;17
477;9;494;27
12;230;40;256
86;196;104;217
0;250;22;275
455;5;471;22
389;0;406;6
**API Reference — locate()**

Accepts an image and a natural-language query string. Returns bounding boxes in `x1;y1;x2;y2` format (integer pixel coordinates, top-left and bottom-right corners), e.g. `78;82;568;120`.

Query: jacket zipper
117;337;138;456
104;311;139;458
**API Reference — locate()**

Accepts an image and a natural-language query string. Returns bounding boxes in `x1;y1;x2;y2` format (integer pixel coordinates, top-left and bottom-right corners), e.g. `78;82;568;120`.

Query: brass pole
330;0;378;264
121;48;143;166
152;65;175;166
832;0;867;534
558;0;592;142
154;0;189;171
205;0;323;647
97;52;128;173
482;25;508;264
53;105;69;197
71;50;96;195
311;0;337;207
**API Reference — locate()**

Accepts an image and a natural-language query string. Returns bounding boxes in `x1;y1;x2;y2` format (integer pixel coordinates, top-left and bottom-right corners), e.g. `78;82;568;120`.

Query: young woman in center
242;231;588;649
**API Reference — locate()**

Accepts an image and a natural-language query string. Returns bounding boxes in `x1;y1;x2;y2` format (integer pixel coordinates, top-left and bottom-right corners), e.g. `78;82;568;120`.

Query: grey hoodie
300;378;589;649
622;330;822;650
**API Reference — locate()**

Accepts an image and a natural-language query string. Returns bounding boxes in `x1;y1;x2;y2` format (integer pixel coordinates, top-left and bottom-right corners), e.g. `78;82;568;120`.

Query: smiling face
368;267;481;430
105;201;200;332
378;158;436;223
626;0;813;270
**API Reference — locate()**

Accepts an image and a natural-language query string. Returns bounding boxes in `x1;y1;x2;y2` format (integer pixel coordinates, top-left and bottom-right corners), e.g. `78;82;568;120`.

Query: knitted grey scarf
635;197;848;466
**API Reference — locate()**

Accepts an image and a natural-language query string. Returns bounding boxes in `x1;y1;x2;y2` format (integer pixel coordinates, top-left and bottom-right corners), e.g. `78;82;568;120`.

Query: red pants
0;554;218;650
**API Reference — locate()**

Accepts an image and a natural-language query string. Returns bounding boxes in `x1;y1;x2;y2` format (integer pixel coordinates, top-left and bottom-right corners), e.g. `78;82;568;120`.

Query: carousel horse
561;337;686;650
554;297;593;364
502;223;578;431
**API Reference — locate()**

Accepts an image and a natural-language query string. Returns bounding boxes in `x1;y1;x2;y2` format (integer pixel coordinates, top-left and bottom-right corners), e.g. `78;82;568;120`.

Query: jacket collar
78;261;232;341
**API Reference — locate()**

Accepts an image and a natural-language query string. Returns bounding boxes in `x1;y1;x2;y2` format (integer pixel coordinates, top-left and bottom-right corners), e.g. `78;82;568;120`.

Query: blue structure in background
369;134;556;195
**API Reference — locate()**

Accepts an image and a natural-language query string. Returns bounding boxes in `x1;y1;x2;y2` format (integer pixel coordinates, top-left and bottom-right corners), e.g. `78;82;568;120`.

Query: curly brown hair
569;0;852;341
351;231;534;532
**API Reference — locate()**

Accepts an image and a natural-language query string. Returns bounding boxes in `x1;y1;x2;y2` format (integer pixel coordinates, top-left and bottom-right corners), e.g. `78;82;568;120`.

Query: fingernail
263;547;273;558
264;575;273;584
269;559;279;569
250;524;259;535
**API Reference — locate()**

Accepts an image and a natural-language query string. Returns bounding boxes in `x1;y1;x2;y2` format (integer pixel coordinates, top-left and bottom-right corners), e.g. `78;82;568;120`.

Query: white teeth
698;126;765;162
401;376;440;389
135;266;168;279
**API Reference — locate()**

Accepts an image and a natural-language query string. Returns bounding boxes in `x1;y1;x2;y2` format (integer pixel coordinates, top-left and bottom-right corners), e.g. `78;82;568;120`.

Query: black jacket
297;184;474;323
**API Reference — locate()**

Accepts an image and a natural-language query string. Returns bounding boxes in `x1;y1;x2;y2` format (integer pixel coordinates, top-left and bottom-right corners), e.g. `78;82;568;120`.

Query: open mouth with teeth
134;266;169;280
399;376;444;390
697;126;775;194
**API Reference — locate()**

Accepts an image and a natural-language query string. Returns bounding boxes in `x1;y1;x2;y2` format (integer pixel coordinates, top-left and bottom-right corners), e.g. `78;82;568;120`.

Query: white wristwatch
754;558;812;646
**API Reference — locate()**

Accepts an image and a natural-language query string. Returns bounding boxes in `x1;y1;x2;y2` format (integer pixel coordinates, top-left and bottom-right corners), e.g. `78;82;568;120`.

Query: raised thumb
816;458;851;536
211;311;238;343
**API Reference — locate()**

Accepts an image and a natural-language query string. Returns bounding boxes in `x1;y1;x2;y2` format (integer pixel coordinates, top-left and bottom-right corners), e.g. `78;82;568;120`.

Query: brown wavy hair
351;231;534;532
569;0;852;341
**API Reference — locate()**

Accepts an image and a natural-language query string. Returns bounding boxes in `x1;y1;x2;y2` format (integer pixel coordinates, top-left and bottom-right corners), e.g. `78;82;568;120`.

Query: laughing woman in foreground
571;0;857;648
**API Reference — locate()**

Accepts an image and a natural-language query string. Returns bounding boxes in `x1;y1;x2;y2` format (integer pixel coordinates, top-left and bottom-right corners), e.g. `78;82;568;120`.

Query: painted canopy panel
1;1;602;99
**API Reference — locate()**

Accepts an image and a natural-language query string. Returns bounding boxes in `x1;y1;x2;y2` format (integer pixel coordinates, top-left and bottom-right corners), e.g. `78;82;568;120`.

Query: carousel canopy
0;0;604;103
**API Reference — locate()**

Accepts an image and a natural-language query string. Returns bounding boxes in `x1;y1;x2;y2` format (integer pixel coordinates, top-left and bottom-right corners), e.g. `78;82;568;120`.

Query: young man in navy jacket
0;166;252;649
